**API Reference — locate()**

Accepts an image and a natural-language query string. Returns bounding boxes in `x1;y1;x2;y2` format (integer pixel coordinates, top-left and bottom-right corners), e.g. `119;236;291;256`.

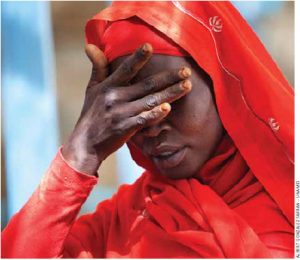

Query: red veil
84;1;294;257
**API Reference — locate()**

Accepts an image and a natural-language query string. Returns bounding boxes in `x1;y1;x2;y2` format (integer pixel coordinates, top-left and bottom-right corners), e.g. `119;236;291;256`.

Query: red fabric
99;17;189;62
2;1;294;258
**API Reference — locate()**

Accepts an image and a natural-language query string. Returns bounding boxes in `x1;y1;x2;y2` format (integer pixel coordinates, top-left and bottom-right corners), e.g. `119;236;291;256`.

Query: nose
141;121;171;138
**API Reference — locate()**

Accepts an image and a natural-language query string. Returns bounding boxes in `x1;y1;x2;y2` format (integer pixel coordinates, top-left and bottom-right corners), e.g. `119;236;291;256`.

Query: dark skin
62;43;224;179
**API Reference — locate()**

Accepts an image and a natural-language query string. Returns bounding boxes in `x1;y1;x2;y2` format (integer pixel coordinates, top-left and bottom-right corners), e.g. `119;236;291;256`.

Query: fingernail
142;43;152;54
179;67;191;78
181;80;192;90
161;103;171;112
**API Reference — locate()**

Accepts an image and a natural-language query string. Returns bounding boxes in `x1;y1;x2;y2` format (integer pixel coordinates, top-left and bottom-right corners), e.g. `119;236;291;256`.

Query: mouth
151;146;187;169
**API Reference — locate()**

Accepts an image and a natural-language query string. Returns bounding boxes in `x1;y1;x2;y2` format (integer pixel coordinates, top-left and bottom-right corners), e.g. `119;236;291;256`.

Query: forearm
1;148;97;258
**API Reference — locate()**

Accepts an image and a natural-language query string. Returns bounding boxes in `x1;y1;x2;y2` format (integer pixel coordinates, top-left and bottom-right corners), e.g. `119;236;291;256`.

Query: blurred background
1;1;294;230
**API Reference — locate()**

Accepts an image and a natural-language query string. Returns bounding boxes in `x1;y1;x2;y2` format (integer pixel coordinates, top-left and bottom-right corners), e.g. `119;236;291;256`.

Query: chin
157;164;199;180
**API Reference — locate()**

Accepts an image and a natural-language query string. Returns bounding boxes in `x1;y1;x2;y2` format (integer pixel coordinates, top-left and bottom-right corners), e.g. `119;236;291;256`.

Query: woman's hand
62;43;192;175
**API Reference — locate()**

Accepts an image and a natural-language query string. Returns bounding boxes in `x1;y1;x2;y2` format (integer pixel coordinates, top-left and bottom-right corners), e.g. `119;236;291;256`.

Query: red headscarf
97;17;189;62
85;1;294;257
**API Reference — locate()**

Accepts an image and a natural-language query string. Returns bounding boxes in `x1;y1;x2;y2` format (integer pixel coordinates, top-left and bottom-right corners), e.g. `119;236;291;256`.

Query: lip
151;146;187;169
150;145;183;157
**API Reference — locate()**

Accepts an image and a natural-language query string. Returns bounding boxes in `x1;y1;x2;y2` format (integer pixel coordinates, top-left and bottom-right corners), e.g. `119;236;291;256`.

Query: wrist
62;138;102;176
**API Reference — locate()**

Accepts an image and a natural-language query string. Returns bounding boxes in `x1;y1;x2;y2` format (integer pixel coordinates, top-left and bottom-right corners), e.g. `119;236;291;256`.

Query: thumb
85;44;108;85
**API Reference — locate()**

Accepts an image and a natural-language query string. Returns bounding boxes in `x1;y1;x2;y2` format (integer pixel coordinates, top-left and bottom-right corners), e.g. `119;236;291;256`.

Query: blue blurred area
233;1;283;29
2;2;59;223
116;145;144;184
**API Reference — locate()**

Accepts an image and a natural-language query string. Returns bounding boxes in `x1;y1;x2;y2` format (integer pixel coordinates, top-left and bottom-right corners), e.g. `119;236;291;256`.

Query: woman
2;1;294;258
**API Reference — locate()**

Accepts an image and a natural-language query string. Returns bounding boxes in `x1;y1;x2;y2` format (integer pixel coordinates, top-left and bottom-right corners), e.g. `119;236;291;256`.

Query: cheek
192;97;224;152
172;87;214;133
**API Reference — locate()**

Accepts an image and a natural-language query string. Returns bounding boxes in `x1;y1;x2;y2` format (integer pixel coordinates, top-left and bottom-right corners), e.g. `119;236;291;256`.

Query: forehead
110;55;195;82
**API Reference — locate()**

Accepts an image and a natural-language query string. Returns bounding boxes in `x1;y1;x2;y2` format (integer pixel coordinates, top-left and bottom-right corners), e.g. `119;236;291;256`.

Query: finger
85;44;108;85
126;79;192;116
124;103;171;133
116;67;192;101
106;43;153;85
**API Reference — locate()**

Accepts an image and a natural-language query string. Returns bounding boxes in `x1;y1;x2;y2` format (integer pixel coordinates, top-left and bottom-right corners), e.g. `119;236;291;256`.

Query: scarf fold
99;17;189;62
197;134;264;208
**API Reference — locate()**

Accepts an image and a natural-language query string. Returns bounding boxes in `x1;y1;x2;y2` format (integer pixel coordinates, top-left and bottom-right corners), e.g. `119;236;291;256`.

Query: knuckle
148;110;159;120
104;98;115;110
145;95;159;109
143;77;157;92
136;115;147;126
104;90;119;110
